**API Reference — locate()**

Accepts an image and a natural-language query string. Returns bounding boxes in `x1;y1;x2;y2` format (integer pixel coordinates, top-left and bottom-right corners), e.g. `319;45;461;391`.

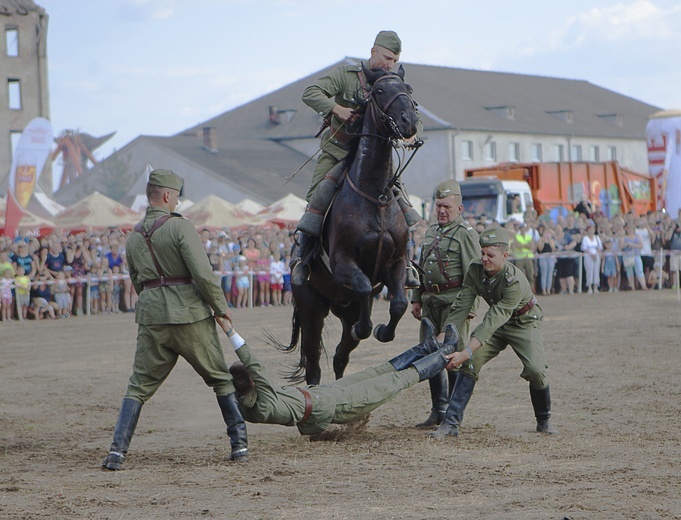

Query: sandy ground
1;290;681;519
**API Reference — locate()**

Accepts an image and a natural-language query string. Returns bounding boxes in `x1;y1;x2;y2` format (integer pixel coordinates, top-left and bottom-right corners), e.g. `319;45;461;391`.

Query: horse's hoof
373;324;395;343
351;324;370;341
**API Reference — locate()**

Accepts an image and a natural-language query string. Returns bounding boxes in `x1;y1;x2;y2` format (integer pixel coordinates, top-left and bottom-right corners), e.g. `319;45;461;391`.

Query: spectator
53;270;71;318
12;241;36;279
29;273;57;320
580;222;603;294
635;217;654;282
111;264;123;313
554;226;577;294
14;265;31;320
536;225;556;296
667;222;681;289
601;238;619;292
270;254;286;306
621;224;647;291
511;222;536;292
235;256;250;308
1;267;14;321
45;242;66;277
256;248;270;307
66;241;90;316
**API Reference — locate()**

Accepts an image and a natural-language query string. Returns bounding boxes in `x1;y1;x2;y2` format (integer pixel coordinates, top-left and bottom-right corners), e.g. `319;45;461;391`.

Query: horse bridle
364;73;416;140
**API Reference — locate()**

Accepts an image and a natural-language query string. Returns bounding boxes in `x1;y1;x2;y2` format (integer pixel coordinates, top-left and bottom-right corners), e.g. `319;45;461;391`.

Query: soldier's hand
411;302;422;320
445;351;467;370
331;105;357;123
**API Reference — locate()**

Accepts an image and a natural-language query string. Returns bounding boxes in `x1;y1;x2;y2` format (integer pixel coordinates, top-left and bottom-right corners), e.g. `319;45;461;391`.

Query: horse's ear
362;61;380;85
397;64;405;80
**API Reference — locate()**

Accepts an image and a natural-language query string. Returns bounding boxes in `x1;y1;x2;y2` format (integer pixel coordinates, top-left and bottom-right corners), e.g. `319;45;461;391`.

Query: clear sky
39;0;681;188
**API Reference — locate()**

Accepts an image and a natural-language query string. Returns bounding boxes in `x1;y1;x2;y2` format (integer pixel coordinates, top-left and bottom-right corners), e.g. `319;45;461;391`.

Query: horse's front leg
333;257;374;341
373;257;408;343
330;302;361;379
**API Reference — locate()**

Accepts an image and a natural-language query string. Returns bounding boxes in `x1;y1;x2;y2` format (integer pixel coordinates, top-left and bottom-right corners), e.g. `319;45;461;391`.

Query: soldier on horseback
291;30;422;287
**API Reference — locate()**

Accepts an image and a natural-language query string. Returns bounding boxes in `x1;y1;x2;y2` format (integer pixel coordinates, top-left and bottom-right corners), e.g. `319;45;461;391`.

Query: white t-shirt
581;235;602;256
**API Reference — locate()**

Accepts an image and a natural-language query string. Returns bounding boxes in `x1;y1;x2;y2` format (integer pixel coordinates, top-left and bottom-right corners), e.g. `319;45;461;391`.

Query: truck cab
459;177;533;223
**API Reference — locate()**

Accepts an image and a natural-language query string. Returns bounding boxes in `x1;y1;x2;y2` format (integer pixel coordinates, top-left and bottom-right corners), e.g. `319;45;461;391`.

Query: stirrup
291;262;311;286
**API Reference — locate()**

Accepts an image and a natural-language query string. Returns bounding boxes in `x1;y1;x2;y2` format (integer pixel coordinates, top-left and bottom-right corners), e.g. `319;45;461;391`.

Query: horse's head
361;63;419;141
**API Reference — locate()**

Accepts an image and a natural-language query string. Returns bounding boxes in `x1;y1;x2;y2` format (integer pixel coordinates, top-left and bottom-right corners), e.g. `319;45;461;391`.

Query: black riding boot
101;397;143;470
530;385;559;434
411;350;450;381
416;371;448;428
429;374;476;440
389;321;458;371
217;393;249;462
405;265;421;289
291;232;313;286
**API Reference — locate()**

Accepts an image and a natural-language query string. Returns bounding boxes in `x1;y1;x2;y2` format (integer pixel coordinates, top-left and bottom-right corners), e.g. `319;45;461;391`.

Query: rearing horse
285;65;420;385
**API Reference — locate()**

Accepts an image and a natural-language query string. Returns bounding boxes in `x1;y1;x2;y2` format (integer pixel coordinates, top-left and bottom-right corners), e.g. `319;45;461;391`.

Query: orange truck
461;161;657;222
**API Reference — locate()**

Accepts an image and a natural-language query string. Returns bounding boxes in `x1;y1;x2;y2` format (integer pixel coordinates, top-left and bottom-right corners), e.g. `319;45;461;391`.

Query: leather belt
297;387;313;426
143;276;193;290
512;296;537;317
329;122;355;144
423;278;463;294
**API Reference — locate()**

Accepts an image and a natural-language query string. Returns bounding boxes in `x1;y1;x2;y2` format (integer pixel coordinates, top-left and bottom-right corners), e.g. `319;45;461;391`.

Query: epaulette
504;265;517;283
459;221;474;231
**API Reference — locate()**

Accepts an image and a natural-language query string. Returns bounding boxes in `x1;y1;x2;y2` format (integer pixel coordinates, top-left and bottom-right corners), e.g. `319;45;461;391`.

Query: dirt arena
1;289;681;519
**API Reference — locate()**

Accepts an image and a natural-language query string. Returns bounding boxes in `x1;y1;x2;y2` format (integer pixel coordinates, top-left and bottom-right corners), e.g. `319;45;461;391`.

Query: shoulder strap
134;214;176;280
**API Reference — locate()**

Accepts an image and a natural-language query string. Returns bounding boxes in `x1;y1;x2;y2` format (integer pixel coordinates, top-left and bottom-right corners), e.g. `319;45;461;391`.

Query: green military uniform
302;64;371;200
102;169;247;471
430;227;556;438
235;343;425;435
411;180;480;425
125;205;234;400
447;259;547;388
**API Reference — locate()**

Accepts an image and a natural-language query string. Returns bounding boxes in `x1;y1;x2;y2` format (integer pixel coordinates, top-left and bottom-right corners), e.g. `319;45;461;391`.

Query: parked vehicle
461;161;657;222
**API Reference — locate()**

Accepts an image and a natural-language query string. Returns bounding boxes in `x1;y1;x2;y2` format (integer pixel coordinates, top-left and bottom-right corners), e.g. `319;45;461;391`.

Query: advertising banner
646;109;681;218
4;117;54;237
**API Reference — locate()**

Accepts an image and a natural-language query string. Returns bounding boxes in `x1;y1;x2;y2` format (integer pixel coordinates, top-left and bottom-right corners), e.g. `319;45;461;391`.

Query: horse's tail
261;305;300;353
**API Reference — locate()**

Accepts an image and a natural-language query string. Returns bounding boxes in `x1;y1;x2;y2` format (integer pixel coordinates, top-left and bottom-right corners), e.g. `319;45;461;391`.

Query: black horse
283;65;420;385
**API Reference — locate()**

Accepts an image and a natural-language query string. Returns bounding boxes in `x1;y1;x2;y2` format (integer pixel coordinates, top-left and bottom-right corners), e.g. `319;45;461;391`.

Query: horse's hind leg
374;259;409;343
294;284;331;385
331;303;361;379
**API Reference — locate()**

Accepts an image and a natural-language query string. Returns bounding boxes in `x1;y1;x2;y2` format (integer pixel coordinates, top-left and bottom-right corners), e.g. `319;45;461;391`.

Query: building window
531;143;542;162
508;142;520;162
10;130;21;160
483;141;497;161
8;79;21;109
554;144;565;161
461;140;473;161
5;27;18;57
606;146;617;161
589;145;600;162
571;144;582;161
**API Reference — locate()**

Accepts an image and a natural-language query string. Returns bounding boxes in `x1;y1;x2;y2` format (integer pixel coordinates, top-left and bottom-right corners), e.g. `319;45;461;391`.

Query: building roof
54;58;661;204
0;0;44;15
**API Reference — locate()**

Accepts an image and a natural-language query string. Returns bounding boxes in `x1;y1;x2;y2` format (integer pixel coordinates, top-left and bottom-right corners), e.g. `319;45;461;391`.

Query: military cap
479;227;510;247
435;179;462;199
148;169;183;191
374;30;402;54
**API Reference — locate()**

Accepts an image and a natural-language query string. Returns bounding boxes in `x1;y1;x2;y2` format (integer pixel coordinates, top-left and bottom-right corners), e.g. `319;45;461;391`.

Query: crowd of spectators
1;202;680;323
407;203;681;296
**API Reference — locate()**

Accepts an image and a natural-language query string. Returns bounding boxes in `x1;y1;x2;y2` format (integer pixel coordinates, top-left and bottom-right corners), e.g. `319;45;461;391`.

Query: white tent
55;191;142;231
183;194;265;230
236;198;265;215
259;193;307;226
